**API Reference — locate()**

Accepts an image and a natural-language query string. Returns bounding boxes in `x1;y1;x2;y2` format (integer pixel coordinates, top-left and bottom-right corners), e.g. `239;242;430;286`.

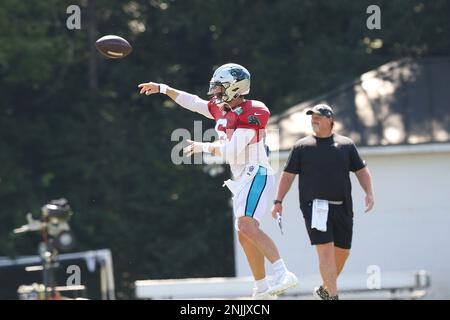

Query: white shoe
252;288;278;300
269;271;298;296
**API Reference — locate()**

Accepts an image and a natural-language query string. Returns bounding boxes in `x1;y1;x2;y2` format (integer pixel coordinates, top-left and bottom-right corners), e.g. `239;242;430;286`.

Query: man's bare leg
335;247;350;276
237;217;280;263
316;242;338;297
238;231;274;298
238;231;265;280
238;216;298;296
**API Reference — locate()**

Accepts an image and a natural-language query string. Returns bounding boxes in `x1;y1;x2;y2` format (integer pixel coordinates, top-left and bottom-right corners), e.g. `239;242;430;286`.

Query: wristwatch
273;200;282;205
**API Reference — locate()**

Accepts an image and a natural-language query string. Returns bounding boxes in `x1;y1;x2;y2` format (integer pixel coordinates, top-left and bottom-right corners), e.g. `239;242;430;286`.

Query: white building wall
233;148;450;298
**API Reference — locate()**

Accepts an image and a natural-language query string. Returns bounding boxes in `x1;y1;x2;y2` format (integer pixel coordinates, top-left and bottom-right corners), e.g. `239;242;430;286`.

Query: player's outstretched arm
138;82;213;119
138;82;179;99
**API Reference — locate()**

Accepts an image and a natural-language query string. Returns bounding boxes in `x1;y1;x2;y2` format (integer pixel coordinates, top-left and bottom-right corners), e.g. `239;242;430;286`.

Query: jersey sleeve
218;128;256;163
175;91;214;119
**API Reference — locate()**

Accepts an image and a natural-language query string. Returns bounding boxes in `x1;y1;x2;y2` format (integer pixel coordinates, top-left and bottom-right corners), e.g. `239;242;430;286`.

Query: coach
271;104;374;300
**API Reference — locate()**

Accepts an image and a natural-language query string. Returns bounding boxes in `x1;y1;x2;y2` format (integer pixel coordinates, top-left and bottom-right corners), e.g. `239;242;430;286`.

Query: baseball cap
306;104;334;118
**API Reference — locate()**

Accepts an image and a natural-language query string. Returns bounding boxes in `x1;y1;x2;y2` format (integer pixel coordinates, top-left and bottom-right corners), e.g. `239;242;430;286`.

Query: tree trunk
87;0;98;96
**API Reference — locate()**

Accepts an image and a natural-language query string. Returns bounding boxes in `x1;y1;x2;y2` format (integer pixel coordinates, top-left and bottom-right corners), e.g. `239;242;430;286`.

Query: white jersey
175;91;275;228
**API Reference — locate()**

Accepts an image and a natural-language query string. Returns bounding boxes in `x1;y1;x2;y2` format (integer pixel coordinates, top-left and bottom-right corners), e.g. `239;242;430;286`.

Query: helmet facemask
208;81;231;103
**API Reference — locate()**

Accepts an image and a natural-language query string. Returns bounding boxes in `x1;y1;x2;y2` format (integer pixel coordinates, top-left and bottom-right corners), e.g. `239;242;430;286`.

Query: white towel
311;199;329;232
222;165;259;196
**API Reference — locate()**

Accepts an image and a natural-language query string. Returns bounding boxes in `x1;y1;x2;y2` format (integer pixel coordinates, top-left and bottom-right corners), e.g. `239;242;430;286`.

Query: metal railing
0;249;115;300
135;270;431;300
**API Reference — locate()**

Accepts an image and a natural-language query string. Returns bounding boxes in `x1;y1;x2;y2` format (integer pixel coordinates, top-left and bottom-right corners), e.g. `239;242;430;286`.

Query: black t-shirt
284;133;366;215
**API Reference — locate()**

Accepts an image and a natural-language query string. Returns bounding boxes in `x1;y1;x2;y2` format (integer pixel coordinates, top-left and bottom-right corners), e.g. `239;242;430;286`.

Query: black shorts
300;202;353;249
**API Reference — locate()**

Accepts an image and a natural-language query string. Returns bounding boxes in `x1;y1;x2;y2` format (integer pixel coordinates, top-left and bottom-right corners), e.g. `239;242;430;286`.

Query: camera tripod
14;199;75;300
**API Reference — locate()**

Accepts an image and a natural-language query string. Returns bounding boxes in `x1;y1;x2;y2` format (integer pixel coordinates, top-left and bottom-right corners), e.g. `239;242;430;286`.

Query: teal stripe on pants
245;167;267;217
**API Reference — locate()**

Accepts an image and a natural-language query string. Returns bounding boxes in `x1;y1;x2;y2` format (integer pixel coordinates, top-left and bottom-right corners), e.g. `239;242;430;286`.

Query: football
95;35;132;59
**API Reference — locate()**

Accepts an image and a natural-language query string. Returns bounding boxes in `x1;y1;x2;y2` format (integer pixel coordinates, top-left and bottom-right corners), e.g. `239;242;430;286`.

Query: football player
138;63;298;299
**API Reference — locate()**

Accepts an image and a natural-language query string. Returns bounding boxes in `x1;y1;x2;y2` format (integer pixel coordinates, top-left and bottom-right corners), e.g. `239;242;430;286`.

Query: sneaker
313;286;339;300
313;286;329;300
269;271;298;296
252;288;278;300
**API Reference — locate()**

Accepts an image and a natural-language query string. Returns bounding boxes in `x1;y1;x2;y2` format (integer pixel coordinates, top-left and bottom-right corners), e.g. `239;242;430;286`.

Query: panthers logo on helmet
248;115;261;125
230;68;250;81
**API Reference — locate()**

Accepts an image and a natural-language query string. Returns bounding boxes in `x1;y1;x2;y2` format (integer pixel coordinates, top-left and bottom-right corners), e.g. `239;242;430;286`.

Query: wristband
159;84;168;94
202;143;211;153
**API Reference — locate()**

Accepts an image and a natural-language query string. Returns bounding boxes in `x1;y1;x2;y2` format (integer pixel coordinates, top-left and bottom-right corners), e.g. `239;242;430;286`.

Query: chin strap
214;99;231;112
